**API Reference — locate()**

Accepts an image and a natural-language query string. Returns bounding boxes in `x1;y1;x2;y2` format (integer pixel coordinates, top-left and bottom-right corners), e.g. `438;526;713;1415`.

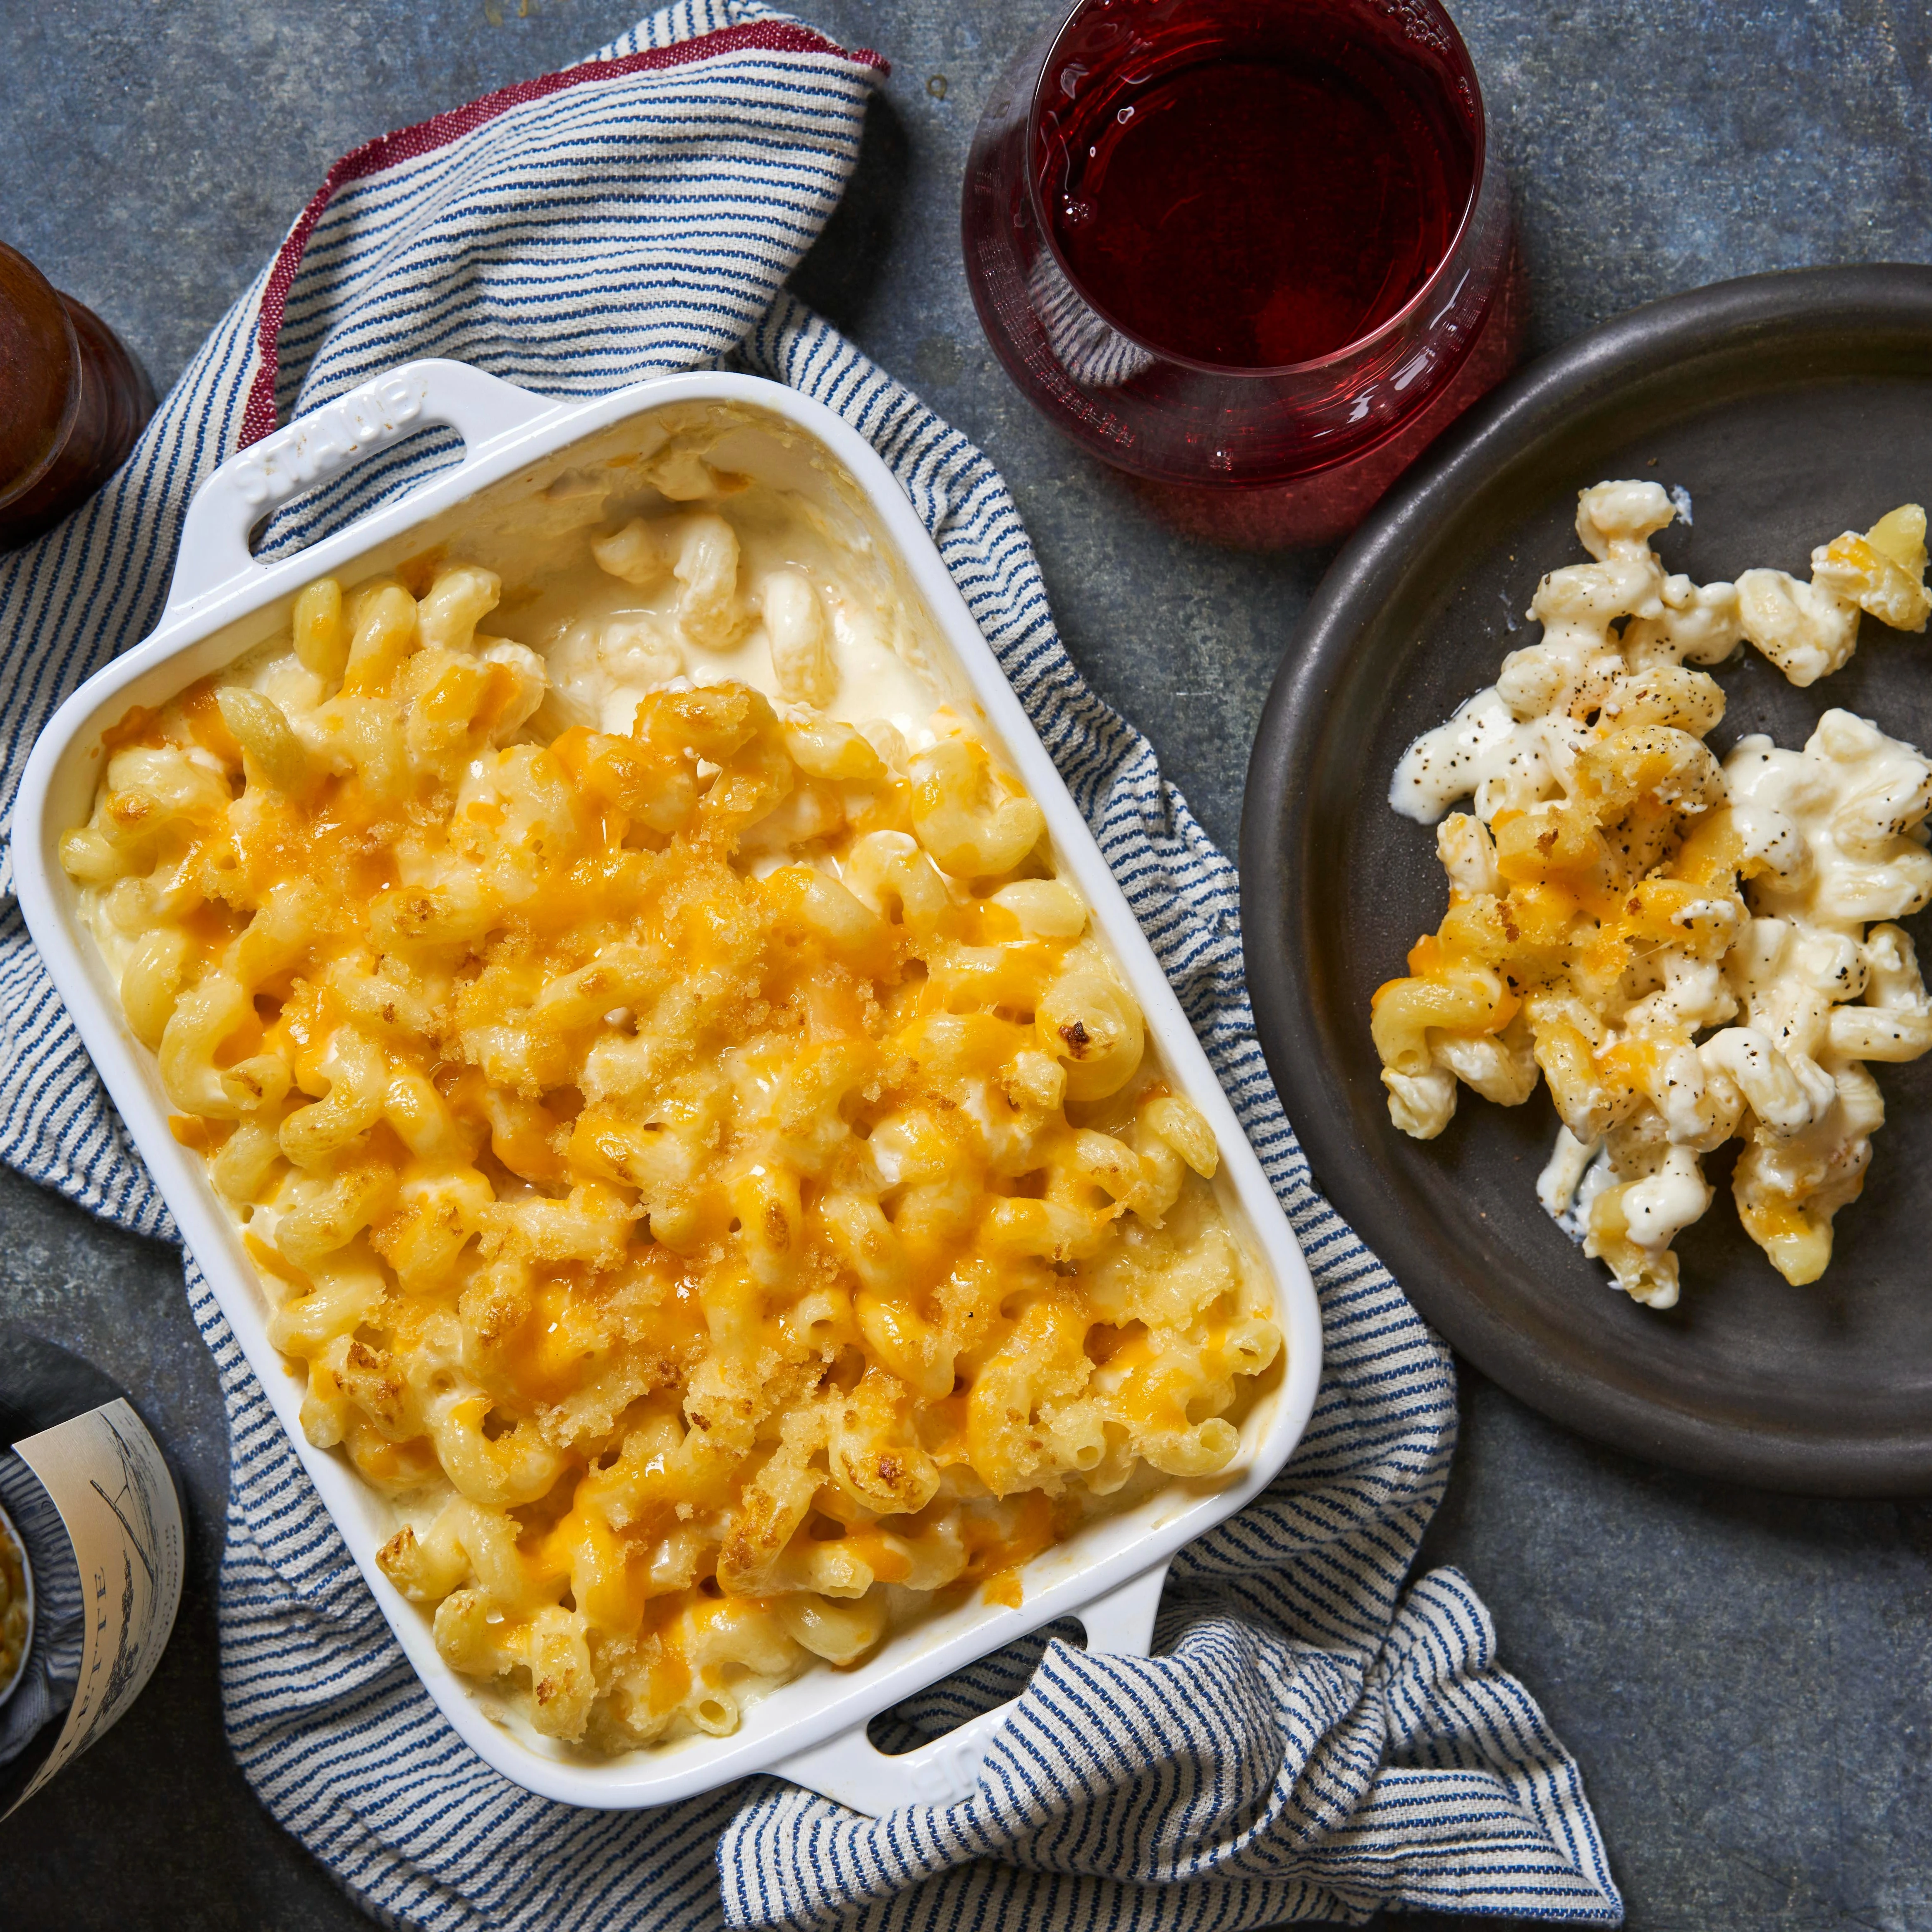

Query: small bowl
0;1500;36;1712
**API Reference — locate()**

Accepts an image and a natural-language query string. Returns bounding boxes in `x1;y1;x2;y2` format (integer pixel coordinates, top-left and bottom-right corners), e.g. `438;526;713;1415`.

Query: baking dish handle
768;1559;1170;1816
163;359;565;617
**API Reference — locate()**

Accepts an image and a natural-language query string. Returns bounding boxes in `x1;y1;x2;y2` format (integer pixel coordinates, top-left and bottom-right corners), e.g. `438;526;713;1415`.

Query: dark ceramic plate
1242;265;1932;1495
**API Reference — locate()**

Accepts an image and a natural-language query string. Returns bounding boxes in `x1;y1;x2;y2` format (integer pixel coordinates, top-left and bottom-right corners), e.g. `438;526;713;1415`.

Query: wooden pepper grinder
0;240;155;551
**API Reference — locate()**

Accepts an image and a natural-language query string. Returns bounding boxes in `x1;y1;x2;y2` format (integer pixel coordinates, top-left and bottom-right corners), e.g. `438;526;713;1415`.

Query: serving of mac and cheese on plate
52;399;1288;1759
1372;480;1932;1309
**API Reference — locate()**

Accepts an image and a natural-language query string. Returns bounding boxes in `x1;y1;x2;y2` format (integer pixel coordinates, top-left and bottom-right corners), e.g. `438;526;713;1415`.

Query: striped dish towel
0;4;1623;1925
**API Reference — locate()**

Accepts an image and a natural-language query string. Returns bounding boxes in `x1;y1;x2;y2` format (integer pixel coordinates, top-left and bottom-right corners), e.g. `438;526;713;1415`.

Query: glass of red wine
961;0;1522;548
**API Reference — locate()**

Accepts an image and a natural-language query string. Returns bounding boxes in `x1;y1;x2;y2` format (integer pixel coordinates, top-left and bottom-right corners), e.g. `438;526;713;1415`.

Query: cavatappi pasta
1375;482;1932;1306
63;501;1278;1750
0;1514;25;1696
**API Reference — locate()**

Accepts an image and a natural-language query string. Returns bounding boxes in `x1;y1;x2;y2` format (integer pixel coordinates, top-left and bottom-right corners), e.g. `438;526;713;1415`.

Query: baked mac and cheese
1375;482;1931;1305
0;1510;26;1699
64;428;1279;1751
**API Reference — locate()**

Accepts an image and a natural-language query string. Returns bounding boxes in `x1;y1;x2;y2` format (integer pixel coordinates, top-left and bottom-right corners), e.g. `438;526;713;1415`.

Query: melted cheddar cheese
65;489;1279;1752
1375;482;1932;1307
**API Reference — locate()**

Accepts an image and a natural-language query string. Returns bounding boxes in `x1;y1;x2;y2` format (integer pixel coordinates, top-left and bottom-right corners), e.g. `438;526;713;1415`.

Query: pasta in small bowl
15;363;1320;1812
0;1504;32;1712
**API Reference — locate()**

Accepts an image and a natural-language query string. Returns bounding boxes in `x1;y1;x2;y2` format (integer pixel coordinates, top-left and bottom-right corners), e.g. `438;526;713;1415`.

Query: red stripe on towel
239;20;886;446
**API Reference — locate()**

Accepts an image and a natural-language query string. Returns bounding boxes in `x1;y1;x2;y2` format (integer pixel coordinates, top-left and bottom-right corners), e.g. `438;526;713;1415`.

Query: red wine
1040;24;1476;370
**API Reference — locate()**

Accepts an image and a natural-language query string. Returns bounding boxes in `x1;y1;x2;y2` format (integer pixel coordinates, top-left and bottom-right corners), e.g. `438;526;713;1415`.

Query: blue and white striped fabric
0;4;1624;1925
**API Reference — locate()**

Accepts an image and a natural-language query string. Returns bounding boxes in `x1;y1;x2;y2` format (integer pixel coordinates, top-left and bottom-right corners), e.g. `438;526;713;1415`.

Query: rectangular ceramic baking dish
13;360;1322;1812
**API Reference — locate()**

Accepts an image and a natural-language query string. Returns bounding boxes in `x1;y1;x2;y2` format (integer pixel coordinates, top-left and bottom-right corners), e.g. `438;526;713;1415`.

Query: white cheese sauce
1385;478;1932;1301
512;493;941;748
1389;480;1741;827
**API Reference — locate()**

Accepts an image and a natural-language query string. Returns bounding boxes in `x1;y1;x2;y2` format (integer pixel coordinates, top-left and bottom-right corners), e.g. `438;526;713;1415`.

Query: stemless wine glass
961;0;1523;548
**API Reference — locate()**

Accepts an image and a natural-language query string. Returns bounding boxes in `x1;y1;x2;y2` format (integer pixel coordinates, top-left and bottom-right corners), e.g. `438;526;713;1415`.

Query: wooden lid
0;242;81;514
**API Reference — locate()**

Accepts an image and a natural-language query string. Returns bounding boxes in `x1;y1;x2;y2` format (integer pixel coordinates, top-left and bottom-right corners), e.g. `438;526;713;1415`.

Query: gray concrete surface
2;0;1930;1926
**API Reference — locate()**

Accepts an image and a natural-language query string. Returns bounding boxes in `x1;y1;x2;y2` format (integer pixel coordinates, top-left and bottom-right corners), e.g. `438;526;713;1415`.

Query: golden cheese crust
0;1516;26;1695
65;561;1279;1750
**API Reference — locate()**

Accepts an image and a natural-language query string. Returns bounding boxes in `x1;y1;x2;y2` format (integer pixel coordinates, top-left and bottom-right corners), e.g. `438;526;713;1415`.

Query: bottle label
4;1400;183;1816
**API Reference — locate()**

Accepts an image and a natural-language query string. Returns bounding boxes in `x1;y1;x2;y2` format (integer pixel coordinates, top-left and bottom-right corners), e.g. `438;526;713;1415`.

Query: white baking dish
13;360;1322;1813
